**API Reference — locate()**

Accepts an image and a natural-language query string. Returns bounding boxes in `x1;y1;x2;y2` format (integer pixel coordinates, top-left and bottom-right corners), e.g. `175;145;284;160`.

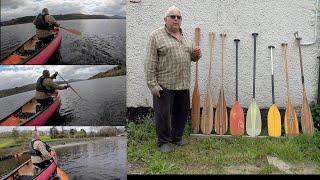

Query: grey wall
127;0;320;109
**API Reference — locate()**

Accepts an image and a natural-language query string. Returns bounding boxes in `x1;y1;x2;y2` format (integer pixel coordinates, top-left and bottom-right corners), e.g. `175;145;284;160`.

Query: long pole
57;73;82;99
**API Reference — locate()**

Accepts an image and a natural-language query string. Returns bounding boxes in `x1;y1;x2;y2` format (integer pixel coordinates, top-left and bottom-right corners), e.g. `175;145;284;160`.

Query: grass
127;118;320;174
0;135;59;150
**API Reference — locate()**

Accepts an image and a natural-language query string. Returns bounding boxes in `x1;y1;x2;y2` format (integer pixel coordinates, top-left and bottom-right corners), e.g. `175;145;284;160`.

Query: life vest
34;14;52;30
29;139;51;156
36;76;55;94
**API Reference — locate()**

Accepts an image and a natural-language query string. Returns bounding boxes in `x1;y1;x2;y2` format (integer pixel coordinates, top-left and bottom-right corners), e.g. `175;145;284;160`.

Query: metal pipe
301;0;319;46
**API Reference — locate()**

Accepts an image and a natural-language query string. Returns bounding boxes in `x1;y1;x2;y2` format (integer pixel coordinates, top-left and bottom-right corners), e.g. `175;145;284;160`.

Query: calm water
0;76;126;125
0;137;127;180
0;19;126;64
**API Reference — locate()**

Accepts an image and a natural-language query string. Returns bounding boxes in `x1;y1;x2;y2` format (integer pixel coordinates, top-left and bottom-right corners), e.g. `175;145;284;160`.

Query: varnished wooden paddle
246;33;261;137
60;26;81;36
200;32;215;135
282;43;299;136
230;39;244;136
214;33;228;135
294;32;314;135
267;45;281;137
191;27;201;134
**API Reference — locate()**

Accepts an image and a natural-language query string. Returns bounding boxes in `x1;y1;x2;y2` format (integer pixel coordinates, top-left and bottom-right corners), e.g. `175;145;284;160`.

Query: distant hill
88;65;126;80
1;13;125;26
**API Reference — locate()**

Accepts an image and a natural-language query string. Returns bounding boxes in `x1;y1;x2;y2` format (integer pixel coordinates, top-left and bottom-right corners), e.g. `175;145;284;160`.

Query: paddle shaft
282;43;291;100
234;39;240;101
268;46;275;104
294;32;307;92
57;73;82;99
318;56;320;104
252;33;258;99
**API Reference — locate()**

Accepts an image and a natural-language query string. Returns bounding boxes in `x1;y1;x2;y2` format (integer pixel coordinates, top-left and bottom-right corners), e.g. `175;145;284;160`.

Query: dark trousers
33;159;51;170
153;87;190;147
36;98;53;109
38;34;54;47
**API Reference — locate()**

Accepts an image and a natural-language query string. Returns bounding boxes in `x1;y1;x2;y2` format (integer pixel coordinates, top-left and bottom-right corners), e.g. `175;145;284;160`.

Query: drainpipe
301;0;319;46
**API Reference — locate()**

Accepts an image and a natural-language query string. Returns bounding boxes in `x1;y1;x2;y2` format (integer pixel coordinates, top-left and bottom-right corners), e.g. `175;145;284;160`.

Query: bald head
32;131;40;139
164;6;181;18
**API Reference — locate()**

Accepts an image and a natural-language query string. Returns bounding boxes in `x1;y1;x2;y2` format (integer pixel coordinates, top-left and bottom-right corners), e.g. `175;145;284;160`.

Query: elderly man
33;8;60;46
29;131;53;170
35;70;69;109
145;6;202;153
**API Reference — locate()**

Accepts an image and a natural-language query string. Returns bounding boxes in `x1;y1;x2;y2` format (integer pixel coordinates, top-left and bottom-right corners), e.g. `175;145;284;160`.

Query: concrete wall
127;0;320;109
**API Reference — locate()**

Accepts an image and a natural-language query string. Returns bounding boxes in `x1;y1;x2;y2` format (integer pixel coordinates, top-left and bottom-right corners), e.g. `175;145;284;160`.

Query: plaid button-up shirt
145;26;199;93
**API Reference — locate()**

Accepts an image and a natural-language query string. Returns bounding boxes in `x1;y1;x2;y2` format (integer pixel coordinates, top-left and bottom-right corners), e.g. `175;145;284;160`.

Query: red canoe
0;91;61;126
0;28;62;65
2;151;69;180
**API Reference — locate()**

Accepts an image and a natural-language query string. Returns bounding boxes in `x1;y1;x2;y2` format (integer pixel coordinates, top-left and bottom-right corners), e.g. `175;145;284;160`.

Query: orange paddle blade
230;101;244;135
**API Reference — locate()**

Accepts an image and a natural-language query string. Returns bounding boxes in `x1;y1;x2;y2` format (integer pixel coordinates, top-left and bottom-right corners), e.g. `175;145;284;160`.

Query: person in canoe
144;6;201;153
33;8;60;47
29;131;54;171
35;70;69;111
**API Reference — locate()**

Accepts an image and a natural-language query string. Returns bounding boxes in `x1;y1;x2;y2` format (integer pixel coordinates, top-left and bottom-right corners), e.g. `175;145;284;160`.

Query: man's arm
46;15;59;27
44;78;67;90
145;33;162;96
35;141;52;160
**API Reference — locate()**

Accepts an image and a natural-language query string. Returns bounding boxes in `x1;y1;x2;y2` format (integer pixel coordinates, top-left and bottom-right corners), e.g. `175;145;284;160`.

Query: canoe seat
23;37;39;51
0;115;21;125
22;99;38;113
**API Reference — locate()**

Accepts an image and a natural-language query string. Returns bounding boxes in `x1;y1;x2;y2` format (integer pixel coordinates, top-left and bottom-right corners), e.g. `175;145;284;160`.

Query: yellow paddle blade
284;100;299;136
267;104;281;137
246;100;261;137
57;167;69;180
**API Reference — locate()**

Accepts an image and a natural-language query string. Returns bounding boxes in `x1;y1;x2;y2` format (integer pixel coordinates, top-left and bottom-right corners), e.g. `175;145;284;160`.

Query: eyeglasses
168;15;182;20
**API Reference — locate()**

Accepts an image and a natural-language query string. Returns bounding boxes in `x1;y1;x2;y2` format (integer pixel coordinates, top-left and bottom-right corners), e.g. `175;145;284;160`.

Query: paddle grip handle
234;39;240;101
252;33;258;99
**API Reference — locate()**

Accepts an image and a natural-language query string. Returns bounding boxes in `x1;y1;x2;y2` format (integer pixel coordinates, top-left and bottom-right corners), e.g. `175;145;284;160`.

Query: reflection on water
1;19;126;64
55;137;127;180
0;76;126;126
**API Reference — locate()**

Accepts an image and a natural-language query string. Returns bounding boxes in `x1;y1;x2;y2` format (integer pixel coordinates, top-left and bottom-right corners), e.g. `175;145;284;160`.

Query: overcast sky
0;126;125;133
1;0;126;21
0;65;116;90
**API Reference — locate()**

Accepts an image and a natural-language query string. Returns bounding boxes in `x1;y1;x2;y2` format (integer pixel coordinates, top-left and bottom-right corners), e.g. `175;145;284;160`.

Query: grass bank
127;118;320;174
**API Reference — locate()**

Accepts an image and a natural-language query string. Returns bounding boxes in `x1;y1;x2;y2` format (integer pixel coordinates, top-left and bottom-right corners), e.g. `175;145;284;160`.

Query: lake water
0;137;127;180
0;19;126;65
0;76;126;126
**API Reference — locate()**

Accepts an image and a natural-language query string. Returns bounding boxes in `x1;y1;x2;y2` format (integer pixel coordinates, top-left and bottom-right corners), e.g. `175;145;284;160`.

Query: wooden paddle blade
191;82;200;134
200;89;214;134
230;101;245;136
285;99;299;136
301;92;314;134
214;89;228;135
246;100;261;137
67;28;81;35
267;104;281;137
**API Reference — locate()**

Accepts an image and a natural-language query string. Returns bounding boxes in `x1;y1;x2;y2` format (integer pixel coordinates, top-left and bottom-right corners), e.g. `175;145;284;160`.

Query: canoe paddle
191;27;201;134
230;39;244;136
200;32;215;135
282;43;299;136
214;33;228;135
294;32;314;135
59;26;81;36
56;73;83;99
267;46;281;137
246;33;261;137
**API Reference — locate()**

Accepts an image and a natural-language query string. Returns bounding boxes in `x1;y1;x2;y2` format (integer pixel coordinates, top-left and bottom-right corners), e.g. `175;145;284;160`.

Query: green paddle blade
246;99;261;137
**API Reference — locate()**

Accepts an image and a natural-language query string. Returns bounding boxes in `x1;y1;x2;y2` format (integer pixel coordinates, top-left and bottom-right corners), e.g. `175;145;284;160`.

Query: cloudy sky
0;65;117;90
0;126;125;133
1;0;126;21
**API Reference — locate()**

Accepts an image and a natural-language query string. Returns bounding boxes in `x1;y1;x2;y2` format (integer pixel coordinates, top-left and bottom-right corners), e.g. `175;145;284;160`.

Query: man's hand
193;46;202;59
151;86;163;98
64;85;70;89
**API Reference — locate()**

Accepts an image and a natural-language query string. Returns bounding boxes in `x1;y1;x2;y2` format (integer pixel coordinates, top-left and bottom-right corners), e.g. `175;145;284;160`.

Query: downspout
301;0;319;46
